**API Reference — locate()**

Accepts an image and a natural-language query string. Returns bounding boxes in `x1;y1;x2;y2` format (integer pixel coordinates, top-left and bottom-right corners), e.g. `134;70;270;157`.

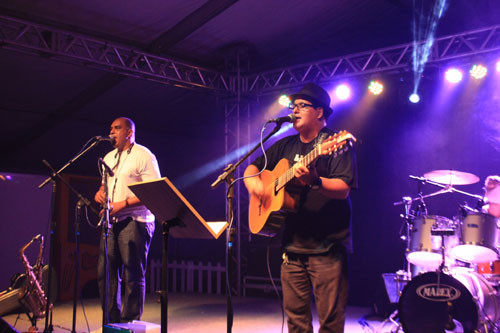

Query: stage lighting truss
0;14;232;93
0;14;499;95
244;25;500;94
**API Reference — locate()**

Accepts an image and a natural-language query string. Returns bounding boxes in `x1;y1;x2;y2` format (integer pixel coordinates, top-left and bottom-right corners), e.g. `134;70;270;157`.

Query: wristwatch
310;177;322;190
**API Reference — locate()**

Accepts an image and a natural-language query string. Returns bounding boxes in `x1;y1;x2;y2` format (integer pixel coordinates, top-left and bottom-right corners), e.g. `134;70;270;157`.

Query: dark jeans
281;246;348;333
97;219;154;323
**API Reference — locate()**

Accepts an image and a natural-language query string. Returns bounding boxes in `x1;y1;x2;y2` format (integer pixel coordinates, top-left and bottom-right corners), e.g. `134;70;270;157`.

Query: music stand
128;177;227;333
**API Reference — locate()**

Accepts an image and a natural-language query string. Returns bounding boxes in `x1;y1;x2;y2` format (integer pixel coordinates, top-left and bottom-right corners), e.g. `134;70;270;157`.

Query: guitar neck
276;146;319;192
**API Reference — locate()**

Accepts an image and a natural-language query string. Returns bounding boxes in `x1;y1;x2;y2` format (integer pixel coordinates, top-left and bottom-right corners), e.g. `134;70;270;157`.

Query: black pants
97;219;154;323
281;246;348;333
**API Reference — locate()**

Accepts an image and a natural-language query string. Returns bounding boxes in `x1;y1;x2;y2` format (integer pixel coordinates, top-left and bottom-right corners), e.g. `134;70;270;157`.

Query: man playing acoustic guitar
243;82;358;333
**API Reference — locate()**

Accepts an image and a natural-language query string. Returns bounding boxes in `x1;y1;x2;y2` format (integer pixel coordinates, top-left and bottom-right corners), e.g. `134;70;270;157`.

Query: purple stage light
470;64;487;80
409;93;420;103
368;81;384;95
335;84;351;101
445;68;463;83
278;94;290;107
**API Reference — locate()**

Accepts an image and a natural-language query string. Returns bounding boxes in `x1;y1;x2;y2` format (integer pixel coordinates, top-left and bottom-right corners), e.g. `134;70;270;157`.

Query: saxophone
19;234;50;319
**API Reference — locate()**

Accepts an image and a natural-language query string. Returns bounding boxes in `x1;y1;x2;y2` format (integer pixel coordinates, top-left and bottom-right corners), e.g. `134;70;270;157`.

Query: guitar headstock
319;130;356;157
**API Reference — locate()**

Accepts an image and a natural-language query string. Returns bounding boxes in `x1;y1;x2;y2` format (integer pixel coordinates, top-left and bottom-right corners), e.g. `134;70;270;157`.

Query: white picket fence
149;259;225;294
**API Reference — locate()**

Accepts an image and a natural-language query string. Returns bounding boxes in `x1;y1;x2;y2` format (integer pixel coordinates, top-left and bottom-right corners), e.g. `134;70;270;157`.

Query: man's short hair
122;117;136;132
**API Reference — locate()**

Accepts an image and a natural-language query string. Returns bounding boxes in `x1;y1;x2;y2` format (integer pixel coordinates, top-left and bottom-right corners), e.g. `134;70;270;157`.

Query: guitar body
248;130;356;237
249;158;297;237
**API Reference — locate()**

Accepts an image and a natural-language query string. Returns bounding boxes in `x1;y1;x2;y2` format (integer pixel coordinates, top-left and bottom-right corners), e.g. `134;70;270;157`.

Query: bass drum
398;269;498;333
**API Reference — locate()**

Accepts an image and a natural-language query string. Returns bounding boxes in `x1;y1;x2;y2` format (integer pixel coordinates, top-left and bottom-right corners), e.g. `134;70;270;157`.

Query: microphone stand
211;121;285;333
101;164;112;327
38;138;104;333
40;160;99;333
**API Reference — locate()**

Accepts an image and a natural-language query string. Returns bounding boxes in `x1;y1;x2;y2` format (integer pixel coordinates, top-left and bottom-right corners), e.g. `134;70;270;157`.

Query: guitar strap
314;131;329;149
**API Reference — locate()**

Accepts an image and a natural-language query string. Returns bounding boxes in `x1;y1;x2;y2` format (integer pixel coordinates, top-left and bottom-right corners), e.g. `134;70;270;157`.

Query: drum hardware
388;170;500;332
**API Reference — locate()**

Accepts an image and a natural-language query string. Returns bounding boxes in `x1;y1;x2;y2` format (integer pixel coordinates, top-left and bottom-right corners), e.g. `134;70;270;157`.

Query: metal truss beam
0;14;233;93
243;25;500;94
1;14;499;97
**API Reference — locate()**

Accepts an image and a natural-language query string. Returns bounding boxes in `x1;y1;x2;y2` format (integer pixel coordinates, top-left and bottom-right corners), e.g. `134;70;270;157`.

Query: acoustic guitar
248;130;356;237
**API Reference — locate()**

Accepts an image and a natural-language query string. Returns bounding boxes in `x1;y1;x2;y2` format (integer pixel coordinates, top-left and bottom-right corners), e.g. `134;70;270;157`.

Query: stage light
445;68;463;83
496;60;500;72
368;81;384;95
278;94;291;107
335;84;351;100
470;64;487;80
409;93;420;103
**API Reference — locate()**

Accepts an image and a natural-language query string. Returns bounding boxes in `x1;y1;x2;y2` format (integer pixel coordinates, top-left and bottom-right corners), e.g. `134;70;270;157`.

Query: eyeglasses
288;102;315;110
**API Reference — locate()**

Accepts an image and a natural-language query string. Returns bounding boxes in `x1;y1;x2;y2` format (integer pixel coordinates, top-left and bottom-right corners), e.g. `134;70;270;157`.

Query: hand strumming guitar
293;162;319;187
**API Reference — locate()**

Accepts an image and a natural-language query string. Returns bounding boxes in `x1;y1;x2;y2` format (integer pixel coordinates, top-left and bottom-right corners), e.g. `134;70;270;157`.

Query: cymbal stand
400;196;413;280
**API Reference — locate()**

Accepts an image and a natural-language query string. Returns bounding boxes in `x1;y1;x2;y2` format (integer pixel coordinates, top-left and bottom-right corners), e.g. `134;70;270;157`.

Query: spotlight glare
335;84;351;100
445;68;463;83
496;60;500;72
278;94;290;107
368;81;384;95
409;93;420;104
470;64;487;80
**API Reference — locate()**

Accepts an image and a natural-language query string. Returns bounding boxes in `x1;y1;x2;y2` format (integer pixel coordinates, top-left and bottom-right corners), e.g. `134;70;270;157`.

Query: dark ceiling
0;0;499;177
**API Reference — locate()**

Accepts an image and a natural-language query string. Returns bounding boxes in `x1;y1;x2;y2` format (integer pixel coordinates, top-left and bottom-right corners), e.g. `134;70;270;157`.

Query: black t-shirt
251;127;358;254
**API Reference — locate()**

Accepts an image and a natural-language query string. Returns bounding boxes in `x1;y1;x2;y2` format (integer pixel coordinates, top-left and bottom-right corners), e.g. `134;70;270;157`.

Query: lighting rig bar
244;25;500;94
0;14;232;93
1;13;499;96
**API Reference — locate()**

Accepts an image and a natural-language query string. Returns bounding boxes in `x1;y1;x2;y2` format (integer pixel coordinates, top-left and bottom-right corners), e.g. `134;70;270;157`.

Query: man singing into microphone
243;83;357;332
94;117;161;323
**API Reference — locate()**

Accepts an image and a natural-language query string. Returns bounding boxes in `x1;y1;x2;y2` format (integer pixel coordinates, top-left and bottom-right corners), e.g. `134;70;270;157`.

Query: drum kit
388;170;500;333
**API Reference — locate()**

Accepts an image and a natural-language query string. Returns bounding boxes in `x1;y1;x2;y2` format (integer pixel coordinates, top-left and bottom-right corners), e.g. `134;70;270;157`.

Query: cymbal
486;186;500;204
423;170;479;185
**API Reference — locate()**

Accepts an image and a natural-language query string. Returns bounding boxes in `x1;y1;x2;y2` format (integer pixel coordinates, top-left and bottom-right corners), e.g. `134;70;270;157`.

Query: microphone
267;114;296;124
95;135;116;144
99;157;115;177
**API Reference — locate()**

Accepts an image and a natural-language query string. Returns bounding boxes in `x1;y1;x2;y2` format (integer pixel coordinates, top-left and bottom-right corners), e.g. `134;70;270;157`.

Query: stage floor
2;293;388;332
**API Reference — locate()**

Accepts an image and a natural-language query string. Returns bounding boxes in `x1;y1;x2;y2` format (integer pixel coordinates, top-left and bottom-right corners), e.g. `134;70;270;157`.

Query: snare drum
451;212;499;263
407;215;458;268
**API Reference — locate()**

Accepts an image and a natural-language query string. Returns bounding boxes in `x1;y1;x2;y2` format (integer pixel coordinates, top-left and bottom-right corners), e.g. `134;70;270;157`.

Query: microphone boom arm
211;122;284;189
39;139;101;189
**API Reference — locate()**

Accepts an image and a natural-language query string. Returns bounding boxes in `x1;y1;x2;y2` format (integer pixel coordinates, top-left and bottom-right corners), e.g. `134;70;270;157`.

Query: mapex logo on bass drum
416;284;461;302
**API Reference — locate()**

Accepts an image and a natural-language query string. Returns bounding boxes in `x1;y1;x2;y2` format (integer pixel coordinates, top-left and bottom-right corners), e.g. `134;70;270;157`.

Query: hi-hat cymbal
423;170;479;185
